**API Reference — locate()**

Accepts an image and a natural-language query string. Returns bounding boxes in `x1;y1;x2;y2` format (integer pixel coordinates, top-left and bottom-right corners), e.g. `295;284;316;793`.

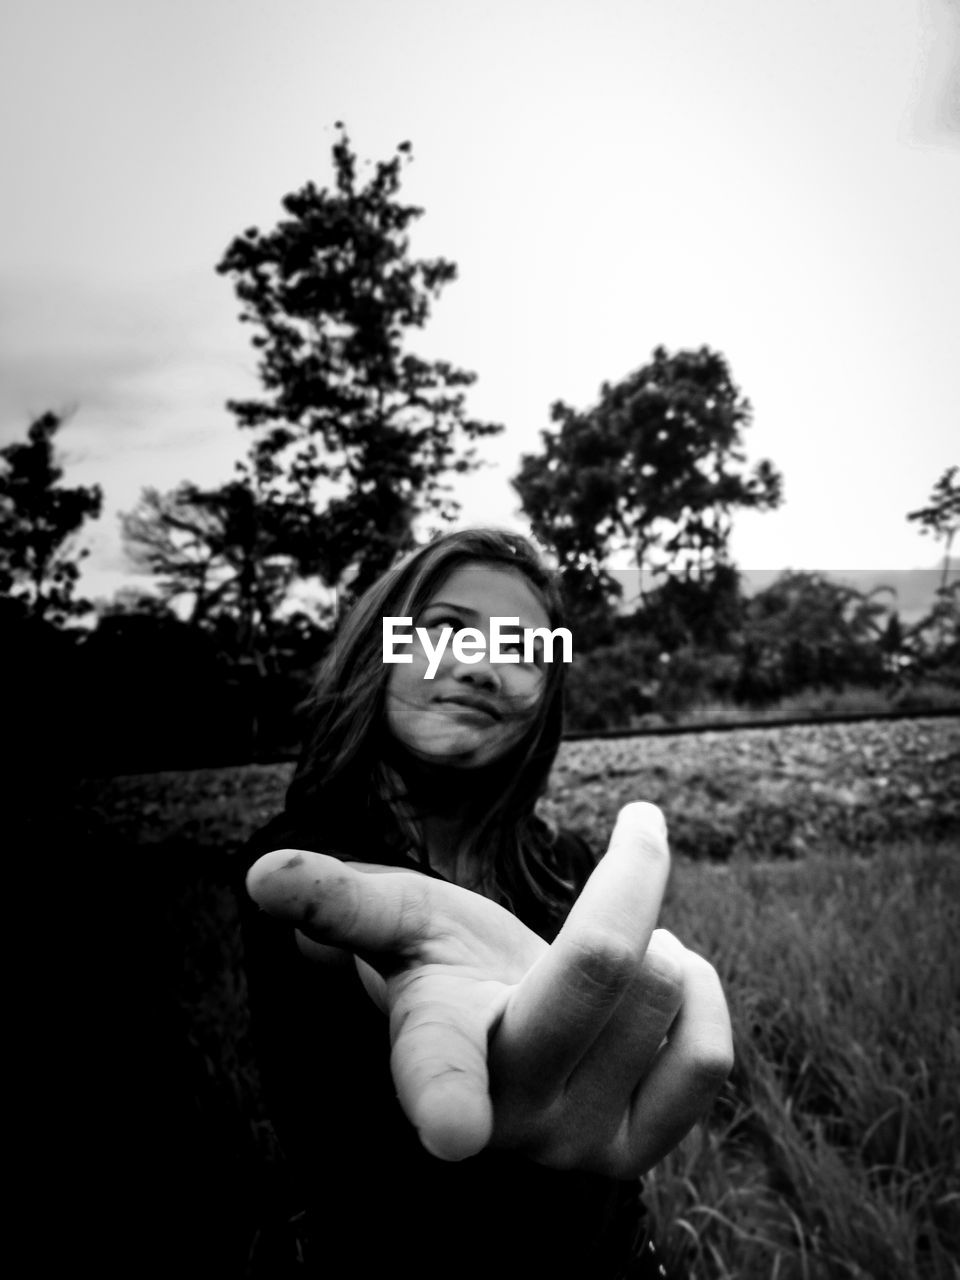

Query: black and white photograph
2;2;958;1276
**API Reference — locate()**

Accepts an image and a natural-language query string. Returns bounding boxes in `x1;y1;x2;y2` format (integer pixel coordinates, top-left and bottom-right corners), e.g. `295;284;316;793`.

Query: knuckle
690;1038;735;1087
396;873;431;944
569;928;637;997
683;948;726;1000
391;1007;484;1077
641;929;686;995
640;963;685;1012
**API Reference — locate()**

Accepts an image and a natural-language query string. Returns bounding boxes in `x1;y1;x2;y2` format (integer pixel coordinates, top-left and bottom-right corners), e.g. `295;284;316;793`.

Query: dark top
240;811;673;1280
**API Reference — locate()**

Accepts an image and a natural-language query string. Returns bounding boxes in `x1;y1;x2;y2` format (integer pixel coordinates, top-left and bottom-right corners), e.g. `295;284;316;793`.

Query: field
66;715;960;1278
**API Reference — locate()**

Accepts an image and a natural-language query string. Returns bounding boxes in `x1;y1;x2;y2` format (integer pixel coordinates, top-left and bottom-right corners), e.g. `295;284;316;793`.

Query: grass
649;840;960;1278
64;714;960;1277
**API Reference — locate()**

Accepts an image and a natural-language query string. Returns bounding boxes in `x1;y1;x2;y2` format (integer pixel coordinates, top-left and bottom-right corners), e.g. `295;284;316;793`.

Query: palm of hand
353;874;548;1160
248;804;733;1178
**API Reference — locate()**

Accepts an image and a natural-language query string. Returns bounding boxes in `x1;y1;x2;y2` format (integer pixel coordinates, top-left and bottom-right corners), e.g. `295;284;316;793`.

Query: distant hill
610;560;958;624
745;564;958;624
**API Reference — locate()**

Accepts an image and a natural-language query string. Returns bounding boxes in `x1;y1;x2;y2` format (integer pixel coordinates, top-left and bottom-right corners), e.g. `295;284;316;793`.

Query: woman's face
385;562;552;770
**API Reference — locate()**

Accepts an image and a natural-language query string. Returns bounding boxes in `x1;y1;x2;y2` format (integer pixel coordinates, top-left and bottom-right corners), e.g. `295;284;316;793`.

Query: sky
1;0;958;606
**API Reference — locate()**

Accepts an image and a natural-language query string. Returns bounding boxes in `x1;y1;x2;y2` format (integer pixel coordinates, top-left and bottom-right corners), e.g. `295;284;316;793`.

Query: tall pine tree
217;124;502;595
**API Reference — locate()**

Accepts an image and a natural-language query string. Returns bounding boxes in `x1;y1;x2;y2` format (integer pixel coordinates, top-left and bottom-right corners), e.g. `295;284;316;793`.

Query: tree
216;124;502;595
121;474;299;673
735;571;894;702
907;464;959;592
0;412;102;625
513;346;783;617
632;560;745;653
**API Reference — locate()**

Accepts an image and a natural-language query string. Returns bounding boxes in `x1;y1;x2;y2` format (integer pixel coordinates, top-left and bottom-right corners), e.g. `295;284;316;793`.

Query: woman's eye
503;641;543;666
422;614;460;630
525;644;546;667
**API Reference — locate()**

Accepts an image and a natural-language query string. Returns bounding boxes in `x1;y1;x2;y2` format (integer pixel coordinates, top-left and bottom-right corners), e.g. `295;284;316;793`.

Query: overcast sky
1;0;958;603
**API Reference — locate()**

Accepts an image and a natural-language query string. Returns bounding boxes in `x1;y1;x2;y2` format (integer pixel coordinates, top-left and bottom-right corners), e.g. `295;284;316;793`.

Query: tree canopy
513;345;783;639
908;464;959;591
514;346;782;582
215;123;502;594
0;412;102;625
121;476;303;671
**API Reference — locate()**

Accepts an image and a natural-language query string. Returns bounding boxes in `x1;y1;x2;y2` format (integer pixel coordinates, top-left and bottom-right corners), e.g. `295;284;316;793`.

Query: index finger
246;849;430;959
493;802;670;1092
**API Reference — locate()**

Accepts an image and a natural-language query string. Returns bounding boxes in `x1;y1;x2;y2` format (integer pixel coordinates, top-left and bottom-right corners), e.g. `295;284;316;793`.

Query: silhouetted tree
635;561;745;653
907;465;960;664
910;580;960;675
513;346;782;639
908;464;959;592
121;475;297;672
736;572;893;702
0;412;102;624
515;346;782;572
216;123;502;595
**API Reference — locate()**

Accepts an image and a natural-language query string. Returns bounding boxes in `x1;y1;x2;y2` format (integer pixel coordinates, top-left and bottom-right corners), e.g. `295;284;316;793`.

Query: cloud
0;268;252;430
0;269;260;593
907;0;960;146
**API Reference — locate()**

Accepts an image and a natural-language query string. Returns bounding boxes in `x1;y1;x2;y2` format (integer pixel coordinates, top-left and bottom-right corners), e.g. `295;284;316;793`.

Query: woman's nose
450;655;501;691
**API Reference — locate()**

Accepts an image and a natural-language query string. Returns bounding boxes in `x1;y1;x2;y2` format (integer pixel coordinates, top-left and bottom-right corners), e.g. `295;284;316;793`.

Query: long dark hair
285;527;573;919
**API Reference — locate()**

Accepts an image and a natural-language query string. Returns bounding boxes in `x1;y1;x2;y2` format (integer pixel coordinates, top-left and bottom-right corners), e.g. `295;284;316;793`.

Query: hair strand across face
285;528;573;925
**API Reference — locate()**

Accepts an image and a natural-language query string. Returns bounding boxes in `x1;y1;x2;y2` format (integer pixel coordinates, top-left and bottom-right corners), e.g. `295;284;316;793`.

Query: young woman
241;528;732;1278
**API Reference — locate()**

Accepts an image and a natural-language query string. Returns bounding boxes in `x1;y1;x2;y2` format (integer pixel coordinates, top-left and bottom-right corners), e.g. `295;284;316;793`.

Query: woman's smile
434;692;502;722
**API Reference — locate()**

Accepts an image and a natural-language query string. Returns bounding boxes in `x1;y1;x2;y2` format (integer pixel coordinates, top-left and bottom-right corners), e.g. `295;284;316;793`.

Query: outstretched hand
246;802;733;1178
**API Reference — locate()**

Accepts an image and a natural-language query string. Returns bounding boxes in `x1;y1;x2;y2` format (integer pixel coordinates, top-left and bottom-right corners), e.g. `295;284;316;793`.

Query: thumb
246;849;430;960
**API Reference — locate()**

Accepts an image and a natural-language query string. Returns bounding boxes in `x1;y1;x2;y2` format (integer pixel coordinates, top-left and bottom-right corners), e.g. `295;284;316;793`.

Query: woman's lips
436;695;501;721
